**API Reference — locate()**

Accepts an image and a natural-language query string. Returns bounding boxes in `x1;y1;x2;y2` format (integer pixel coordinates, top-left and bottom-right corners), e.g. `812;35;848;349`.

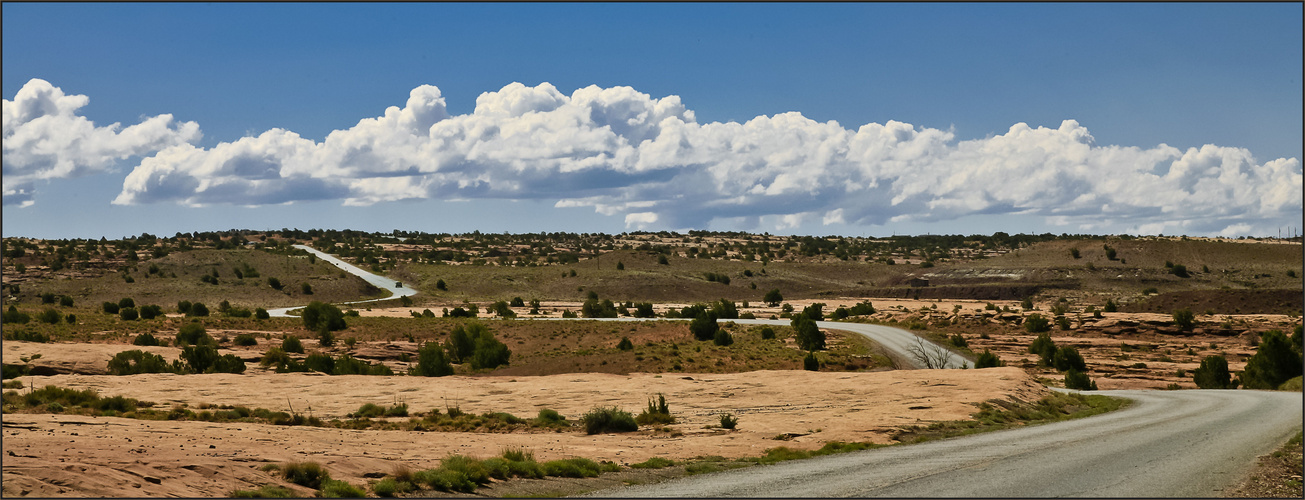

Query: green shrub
630;457;675;469
107;350;179;375
57;296;72;307
1172;308;1196;331
1193;355;1235;389
803;351;819;371
210;354;247;374
1241;330;1303;390
636;394;674;425
281;462;331;489
181;344;219;373
760;326;776;340
254;308;270;320
690;313;719;341
413;468;474;493
719;413;738;429
1064;369;1098;390
712;329;734;346
792;314;825;351
260;348;292;368
950;334;968;348
1028;333;1056;366
542;458;604;478
3;329;49;343
138;305;164;320
1024;314;1051;333
616;337;634;350
229;485;295;498
282;335;304;354
233;334;258;347
118;307;139;321
319;479;365;498
581;406;638;434
118;297;135;309
176;323;213;346
188;302;210;317
1052;346;1087;372
974;349;1005;368
536;408;567;426
102;302;120;314
302;301;346;331
412;341;454;377
38;308;62;324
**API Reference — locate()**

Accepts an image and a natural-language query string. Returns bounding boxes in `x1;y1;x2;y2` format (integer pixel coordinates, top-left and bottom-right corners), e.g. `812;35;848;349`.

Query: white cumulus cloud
3;79;201;206
101;81;1302;236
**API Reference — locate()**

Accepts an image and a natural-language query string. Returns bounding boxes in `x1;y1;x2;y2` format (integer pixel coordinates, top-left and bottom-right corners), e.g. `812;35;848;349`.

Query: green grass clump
581;406;639;434
629;457;675;469
281;461;330;489
635;393;674;425
541;458;617;478
318;479;366;498
228;485;295;498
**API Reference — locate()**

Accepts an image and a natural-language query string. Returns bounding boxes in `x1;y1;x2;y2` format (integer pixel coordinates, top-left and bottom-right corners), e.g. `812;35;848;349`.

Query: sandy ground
1;367;1044;497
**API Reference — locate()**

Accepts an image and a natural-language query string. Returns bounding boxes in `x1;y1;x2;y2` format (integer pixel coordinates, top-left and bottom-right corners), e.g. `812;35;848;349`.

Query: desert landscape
2;230;1301;497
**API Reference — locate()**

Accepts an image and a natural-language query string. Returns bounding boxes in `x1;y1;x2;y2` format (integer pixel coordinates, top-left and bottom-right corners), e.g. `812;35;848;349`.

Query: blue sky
3;3;1301;240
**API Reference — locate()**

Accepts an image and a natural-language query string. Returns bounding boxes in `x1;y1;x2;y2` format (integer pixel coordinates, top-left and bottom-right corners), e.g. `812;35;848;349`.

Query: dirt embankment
2;368;1045;498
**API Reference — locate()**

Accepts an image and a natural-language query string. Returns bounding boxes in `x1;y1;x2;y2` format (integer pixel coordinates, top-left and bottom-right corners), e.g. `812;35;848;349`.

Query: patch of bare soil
1224;433;1303;498
1;367;1044;498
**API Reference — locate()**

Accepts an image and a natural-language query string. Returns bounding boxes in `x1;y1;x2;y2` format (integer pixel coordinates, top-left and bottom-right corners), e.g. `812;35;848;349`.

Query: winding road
587;388;1303;497
265;244;417;317
273;247;1302;497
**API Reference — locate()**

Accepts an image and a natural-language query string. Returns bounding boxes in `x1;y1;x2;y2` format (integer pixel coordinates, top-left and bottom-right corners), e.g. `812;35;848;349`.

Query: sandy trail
2;367;1045;497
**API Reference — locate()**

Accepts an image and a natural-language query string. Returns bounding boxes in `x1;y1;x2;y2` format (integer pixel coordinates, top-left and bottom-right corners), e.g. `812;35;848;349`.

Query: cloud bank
6;79;1299;235
2;79;201;207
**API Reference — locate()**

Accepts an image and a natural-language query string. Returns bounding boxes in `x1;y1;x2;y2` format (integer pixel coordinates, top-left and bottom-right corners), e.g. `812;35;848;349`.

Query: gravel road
584;389;1303;497
266;244;417;317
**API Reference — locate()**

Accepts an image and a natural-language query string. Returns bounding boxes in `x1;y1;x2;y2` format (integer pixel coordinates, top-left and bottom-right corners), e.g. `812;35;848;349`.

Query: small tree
1024;314;1051;333
1193;354;1235;389
803;351;819;371
1241;330;1303;390
282;335;305;354
102;301;120;314
188;302;210;317
713;329;734;346
974;349;1005;368
1103;299;1117;313
301;301;346;331
268;277;283;290
254;308;270;320
1052;346;1087;372
119;307;139;321
412;341;454;377
1172;308;1196;332
1069;248;1081;259
301;282;314;295
791;314;825;351
435;279;447;291
689;313;719;341
763;288;784;307
445;325;474;364
1064;369;1098;390
1029;333;1057;366
118;297;135;309
616;337;634;351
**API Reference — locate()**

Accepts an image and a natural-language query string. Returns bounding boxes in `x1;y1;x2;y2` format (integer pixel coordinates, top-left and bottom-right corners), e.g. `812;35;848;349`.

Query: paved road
530;317;965;370
586;389;1303;497
266;244;417;317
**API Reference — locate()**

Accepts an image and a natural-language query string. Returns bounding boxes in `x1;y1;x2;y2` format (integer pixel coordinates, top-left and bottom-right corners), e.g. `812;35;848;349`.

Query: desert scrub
630;457;676;469
636;393;675;425
719;412;738;429
582;406;639;434
319;480;366;498
281;461;331;489
228;485;295;498
891;392;1126;443
738;441;883;465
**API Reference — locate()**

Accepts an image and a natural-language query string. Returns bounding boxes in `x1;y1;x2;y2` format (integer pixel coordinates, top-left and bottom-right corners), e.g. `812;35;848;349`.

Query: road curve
527;317;963;370
266;247;955;367
584;389;1303;497
266;244;417;317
